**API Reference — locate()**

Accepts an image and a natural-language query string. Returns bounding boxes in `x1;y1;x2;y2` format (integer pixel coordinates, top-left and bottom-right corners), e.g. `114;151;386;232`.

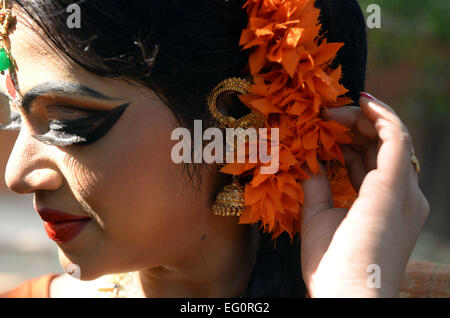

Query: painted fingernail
360;92;377;101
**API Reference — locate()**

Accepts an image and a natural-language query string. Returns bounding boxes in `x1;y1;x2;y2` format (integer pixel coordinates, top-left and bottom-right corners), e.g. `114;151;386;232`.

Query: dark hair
12;0;367;297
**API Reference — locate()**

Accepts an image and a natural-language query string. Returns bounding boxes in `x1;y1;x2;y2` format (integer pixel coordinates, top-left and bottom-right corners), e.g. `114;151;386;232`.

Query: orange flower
222;0;358;241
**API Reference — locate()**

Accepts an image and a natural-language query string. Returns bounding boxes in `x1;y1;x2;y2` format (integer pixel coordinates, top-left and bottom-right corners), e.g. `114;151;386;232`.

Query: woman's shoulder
0;273;60;298
2;272;143;298
399;260;450;298
1;273;111;298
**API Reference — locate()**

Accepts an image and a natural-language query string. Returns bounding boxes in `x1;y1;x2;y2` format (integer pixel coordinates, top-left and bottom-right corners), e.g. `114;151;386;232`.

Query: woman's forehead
5;16;140;104
8;18;80;92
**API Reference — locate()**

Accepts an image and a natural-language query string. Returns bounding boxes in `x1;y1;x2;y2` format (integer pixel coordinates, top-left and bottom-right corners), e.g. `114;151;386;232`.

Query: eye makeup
0;81;133;147
0;109;21;131
32;102;131;147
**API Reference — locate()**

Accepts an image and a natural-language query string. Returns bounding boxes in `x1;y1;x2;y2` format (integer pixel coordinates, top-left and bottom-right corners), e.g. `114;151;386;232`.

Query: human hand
300;93;430;297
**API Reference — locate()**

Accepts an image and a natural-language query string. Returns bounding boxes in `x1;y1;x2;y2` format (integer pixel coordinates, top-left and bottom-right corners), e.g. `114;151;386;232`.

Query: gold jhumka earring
212;176;246;217
206;77;264;217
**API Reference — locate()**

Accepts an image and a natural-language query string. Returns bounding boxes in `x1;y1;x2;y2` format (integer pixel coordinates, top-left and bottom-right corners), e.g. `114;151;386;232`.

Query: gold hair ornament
0;0;12;72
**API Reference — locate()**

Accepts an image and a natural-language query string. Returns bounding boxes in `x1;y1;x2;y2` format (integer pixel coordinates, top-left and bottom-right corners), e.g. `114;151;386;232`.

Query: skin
3;7;430;297
4;8;260;297
301;97;430;297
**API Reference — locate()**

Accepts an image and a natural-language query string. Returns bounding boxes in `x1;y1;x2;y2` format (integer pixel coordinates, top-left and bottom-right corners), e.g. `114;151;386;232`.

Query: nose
4;129;63;194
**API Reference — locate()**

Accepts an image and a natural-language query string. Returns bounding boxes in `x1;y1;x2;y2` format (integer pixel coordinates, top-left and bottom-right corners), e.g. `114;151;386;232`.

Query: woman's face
3;9;226;280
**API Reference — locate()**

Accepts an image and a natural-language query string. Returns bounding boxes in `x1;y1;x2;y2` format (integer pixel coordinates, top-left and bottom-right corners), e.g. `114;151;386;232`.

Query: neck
137;224;260;298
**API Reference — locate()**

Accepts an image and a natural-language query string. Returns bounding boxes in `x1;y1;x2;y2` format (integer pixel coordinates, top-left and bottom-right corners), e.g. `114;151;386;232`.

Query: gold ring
411;148;421;173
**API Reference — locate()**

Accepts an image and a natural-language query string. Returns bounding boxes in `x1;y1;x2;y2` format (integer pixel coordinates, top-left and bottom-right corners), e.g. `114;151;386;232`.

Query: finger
301;163;334;223
359;94;417;187
360;92;399;118
364;139;379;172
362;96;419;185
321;106;380;156
341;145;366;191
321;106;378;140
300;164;348;272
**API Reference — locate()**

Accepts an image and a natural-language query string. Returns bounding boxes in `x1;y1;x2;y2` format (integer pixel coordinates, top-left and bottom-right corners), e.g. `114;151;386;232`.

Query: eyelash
0;112;22;131
0;114;88;146
0;103;130;147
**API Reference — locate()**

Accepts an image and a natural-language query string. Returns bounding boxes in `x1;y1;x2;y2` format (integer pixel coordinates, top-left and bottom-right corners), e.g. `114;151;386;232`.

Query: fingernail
360;91;377;101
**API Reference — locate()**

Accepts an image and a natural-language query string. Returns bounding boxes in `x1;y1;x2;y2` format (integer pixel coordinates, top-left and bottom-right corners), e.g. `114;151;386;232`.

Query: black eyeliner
0;111;22;131
32;102;130;146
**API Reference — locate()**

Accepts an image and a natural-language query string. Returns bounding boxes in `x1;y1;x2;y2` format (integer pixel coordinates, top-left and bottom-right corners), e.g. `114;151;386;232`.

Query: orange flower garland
221;0;358;241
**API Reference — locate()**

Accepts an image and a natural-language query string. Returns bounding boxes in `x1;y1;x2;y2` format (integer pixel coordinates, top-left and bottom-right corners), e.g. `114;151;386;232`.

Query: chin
57;247;108;281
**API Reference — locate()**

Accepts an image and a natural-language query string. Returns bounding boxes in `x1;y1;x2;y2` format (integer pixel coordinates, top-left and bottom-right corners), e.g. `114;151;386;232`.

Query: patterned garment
400;261;450;298
1;261;449;298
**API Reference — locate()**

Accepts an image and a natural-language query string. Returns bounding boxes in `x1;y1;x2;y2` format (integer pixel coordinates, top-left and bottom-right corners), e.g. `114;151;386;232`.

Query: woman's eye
0;111;22;131
32;103;130;147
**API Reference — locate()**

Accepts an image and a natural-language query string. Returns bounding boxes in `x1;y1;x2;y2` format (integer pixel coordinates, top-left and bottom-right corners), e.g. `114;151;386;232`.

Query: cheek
62;153;103;199
63;103;196;247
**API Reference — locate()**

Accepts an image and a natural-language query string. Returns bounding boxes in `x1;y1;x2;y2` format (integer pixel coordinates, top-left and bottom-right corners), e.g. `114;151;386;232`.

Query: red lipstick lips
37;208;91;243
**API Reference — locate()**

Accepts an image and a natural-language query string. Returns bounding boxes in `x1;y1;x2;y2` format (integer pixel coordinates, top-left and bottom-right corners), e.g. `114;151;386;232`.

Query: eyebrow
0;81;121;113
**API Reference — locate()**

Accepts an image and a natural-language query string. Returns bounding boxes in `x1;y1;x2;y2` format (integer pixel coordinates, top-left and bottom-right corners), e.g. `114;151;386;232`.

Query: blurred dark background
359;0;450;242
